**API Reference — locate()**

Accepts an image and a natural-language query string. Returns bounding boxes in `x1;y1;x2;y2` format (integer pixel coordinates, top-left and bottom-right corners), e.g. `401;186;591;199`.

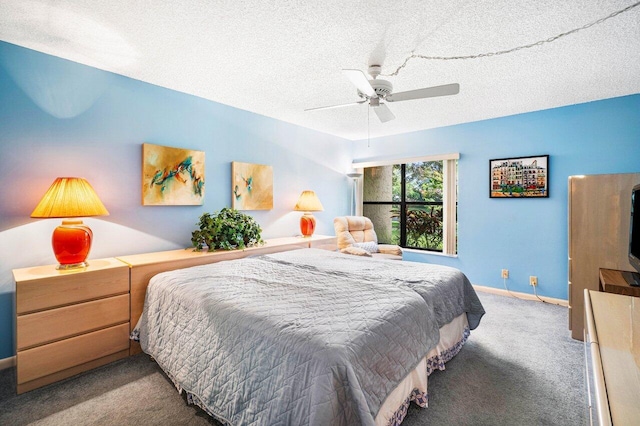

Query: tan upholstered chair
333;216;402;260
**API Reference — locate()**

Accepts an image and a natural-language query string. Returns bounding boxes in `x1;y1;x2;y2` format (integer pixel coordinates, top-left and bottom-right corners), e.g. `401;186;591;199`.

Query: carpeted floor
0;292;587;425
403;292;587;425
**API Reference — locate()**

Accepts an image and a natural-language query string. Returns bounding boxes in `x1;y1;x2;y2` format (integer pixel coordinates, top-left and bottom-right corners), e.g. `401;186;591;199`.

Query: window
358;154;458;255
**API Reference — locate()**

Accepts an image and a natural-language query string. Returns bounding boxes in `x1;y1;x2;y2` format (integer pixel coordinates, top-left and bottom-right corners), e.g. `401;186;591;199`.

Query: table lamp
294;190;324;237
31;177;109;269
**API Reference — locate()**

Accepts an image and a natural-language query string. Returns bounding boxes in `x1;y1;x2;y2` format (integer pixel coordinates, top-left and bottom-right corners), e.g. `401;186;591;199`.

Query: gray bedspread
137;249;484;426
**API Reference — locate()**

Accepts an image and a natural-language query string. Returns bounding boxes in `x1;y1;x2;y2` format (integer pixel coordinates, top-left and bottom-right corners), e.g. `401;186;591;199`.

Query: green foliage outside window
392;162;443;203
390;205;443;251
406;206;443;250
398;162;444;250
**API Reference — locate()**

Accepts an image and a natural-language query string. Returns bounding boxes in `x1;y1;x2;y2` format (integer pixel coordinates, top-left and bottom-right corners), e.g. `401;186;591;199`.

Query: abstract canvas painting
142;143;205;205
231;162;273;210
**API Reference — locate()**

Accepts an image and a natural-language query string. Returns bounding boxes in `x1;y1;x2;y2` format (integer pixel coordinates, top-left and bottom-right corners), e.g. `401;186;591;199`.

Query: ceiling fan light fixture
369;79;393;97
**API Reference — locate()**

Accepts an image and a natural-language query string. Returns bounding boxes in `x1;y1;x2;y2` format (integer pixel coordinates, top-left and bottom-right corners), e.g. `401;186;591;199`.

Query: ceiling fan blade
342;69;375;97
373;103;395;123
305;100;366;112
386;83;460;103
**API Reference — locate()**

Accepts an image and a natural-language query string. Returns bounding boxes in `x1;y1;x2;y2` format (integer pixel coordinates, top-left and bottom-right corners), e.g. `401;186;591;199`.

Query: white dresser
584;290;640;425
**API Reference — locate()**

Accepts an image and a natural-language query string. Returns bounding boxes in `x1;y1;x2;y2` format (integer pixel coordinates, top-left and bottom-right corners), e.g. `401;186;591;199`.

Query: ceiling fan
305;65;459;123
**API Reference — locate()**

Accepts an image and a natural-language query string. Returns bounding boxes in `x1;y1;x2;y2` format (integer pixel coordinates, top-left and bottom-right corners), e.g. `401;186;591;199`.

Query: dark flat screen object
621;271;640;287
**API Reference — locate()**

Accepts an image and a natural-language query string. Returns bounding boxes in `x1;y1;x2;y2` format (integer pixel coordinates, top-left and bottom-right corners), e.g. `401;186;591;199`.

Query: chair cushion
352;241;379;253
333;216;378;249
340;246;372;257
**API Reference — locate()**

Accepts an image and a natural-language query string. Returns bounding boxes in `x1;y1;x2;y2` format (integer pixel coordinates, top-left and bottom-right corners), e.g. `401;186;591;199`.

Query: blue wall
0;42;353;360
353;94;640;301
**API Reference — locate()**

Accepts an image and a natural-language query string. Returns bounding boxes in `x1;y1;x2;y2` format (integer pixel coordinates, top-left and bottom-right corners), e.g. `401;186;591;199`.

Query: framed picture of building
490;155;549;198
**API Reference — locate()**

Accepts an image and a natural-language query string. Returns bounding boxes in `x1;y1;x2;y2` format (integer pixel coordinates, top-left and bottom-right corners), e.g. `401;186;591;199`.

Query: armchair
333;216;402;260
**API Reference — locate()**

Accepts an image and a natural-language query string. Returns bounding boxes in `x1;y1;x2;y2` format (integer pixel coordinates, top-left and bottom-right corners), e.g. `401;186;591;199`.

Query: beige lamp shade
31;177;109;218
294;190;324;212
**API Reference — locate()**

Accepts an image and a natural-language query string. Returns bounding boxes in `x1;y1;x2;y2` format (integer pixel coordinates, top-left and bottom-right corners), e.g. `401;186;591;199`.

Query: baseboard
473;284;568;307
0;355;16;370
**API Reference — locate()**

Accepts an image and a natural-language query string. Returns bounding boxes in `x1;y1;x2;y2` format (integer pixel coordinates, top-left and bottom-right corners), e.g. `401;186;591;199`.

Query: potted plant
191;208;264;251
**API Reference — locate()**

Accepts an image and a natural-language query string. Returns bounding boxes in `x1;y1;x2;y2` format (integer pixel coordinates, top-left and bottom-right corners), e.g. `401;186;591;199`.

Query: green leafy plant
191;208;263;251
390;205;444;250
405;207;443;250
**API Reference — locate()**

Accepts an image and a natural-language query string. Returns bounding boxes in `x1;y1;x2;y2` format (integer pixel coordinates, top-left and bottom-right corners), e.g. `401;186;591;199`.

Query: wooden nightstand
13;258;130;394
599;268;640;298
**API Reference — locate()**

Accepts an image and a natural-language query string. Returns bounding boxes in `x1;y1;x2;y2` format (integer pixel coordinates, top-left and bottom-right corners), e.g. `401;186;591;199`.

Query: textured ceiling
0;0;639;140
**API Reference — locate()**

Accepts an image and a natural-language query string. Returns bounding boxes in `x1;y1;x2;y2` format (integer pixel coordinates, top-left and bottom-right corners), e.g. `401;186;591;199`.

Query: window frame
353;153;458;255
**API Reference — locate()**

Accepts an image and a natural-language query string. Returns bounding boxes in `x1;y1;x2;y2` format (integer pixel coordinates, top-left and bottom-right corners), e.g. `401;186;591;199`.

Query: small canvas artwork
231;162;273;210
490;155;549;198
142;143;205;205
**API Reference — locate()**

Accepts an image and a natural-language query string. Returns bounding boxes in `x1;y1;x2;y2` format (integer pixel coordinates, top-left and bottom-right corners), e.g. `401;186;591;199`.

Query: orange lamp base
52;220;93;269
299;213;316;237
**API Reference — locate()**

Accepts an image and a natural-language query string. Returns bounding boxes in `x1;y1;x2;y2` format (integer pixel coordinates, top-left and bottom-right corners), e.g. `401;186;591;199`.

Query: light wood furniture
13;258;130;394
12;236;337;390
584;290;640;425
568;173;640;340
117;235;337;354
599;268;640;298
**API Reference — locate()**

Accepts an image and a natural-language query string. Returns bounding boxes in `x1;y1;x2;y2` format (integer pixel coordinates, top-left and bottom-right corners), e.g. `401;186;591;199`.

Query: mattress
135;248;484;425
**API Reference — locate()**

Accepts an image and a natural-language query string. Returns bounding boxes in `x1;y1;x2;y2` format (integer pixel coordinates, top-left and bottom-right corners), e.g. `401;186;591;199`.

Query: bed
134;248;485;426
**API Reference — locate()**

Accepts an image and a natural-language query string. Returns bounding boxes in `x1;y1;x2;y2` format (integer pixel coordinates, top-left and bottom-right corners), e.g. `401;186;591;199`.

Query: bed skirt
376;313;470;426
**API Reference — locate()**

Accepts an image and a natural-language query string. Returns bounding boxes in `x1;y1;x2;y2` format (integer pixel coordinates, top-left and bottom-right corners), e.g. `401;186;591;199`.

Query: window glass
405;162;443;202
363;204;400;245
362;159;454;253
363;166;401;202
406;205;443;250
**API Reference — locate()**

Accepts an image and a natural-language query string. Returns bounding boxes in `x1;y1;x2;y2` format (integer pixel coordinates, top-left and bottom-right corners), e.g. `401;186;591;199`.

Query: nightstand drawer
17;294;130;350
17;322;130;384
15;259;129;314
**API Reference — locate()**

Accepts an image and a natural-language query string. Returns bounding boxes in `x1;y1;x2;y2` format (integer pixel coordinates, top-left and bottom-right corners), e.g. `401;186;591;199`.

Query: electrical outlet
501;269;509;279
530;276;538;286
